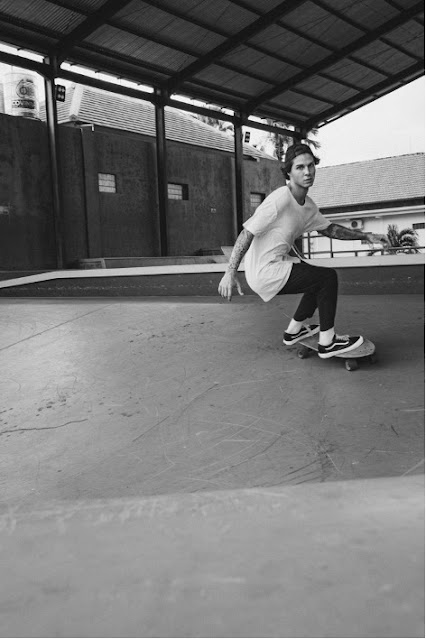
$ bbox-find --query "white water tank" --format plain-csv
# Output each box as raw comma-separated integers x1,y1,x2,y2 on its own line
3,68,39,119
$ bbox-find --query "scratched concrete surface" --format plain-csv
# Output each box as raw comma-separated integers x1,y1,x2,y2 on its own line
0,294,424,505
0,294,424,637
0,476,423,638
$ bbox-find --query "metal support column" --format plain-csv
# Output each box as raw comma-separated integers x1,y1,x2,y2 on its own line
233,113,244,239
291,127,305,258
155,89,168,256
44,56,64,268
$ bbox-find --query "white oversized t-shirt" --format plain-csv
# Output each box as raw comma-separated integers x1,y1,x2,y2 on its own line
243,185,329,302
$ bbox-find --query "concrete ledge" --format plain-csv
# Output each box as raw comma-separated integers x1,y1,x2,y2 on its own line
78,256,228,269
0,258,423,296
304,253,425,268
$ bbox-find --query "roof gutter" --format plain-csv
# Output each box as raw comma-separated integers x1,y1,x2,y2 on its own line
323,204,425,220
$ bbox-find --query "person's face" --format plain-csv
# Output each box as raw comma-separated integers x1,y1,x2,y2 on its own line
288,153,316,188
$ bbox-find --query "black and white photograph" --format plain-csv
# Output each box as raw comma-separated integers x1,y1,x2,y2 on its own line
0,1,424,637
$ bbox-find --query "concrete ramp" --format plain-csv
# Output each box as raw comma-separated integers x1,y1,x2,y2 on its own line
0,476,423,638
1,295,424,505
0,294,424,637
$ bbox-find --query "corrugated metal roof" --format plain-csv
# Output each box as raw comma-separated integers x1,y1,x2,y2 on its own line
40,83,275,160
310,153,425,208
0,0,423,128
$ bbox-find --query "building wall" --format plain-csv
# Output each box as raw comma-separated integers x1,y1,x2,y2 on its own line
243,159,283,220
166,144,283,255
166,143,235,255
4,111,420,270
84,128,159,259
0,113,56,269
0,113,283,268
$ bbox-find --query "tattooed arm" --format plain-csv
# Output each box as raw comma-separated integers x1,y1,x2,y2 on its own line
320,223,389,247
218,228,254,301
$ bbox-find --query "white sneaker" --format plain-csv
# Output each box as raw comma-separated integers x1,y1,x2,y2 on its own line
283,324,320,345
318,335,364,359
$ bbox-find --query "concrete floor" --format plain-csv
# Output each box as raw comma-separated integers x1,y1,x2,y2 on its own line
0,294,424,637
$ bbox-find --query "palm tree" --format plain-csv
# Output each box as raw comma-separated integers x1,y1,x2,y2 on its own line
193,113,234,135
369,223,420,255
386,224,419,253
191,113,320,160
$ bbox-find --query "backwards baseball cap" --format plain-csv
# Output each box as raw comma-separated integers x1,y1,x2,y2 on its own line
282,143,320,179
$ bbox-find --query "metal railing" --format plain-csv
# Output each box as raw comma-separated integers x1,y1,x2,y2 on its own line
303,233,424,259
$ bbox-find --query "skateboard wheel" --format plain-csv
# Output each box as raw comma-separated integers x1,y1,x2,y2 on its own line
369,354,377,364
298,347,309,359
345,359,358,371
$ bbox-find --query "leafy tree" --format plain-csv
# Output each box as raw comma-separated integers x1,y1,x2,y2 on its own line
386,224,419,253
256,119,320,161
192,113,233,134
191,113,319,160
369,223,420,255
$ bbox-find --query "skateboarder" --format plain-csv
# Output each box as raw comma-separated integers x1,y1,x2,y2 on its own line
218,143,389,358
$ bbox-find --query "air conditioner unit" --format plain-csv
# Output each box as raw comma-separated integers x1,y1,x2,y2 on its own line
350,219,364,230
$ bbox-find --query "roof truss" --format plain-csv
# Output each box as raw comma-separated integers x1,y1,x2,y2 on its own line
0,0,423,129
245,1,424,113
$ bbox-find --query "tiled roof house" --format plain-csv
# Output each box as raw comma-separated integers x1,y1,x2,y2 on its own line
310,153,425,254
42,83,275,161
311,153,425,212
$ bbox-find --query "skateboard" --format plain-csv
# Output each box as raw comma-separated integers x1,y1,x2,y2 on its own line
296,335,376,371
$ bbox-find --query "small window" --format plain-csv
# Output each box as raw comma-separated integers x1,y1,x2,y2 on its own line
413,223,425,230
98,173,117,193
250,192,265,209
168,183,188,200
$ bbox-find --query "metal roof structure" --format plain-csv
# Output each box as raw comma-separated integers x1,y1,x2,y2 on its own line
0,0,424,131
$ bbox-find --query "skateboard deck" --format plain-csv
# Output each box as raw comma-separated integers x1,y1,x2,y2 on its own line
296,335,376,371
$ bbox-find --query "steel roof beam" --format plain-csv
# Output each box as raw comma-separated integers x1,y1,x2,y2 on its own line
58,41,306,120
139,0,362,93
19,0,363,97
59,45,309,122
310,0,424,63
166,0,306,96
53,0,134,62
385,0,424,24
0,3,335,112
0,48,53,77
245,2,424,113
71,12,336,109
0,11,58,54
54,65,305,135
228,0,395,80
86,18,338,109
39,0,343,105
306,60,425,129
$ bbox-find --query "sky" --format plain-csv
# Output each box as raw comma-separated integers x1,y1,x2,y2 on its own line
315,76,425,167
246,76,425,166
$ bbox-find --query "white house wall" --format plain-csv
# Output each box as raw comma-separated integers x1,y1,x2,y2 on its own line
306,206,425,258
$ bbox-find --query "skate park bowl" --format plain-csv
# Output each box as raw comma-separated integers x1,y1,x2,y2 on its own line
0,0,424,629
0,281,424,638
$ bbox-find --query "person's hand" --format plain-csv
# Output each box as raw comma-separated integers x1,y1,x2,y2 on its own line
218,270,244,301
365,232,390,249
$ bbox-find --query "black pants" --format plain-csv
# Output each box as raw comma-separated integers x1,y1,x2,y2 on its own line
277,262,338,331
